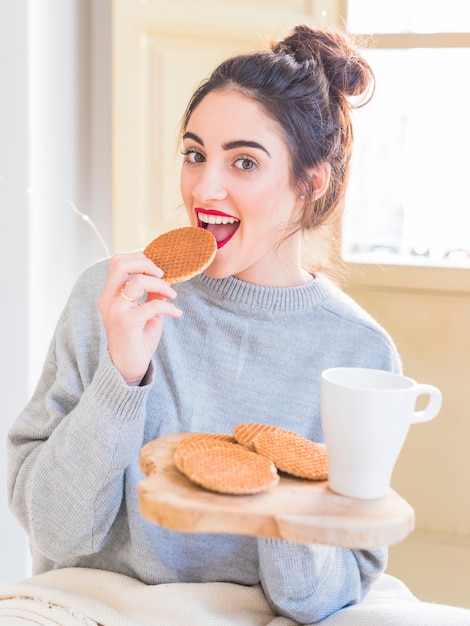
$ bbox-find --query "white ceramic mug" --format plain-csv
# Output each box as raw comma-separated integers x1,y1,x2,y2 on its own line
321,367,442,500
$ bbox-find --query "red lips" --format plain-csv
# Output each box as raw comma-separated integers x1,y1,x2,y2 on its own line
196,209,240,249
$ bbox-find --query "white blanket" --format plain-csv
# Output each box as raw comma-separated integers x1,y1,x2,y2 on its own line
0,568,469,625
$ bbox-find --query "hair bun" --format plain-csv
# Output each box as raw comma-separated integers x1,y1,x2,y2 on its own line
272,24,317,63
272,24,374,102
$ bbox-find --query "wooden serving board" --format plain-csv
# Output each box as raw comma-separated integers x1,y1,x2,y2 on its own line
138,433,415,549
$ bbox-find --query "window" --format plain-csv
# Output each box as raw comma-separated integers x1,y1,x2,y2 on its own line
343,0,470,267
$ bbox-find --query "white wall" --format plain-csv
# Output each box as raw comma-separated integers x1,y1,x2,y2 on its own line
0,0,30,581
0,0,111,581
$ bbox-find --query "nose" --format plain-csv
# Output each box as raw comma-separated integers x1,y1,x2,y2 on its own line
191,163,227,203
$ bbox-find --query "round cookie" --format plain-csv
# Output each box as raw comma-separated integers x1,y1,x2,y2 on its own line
233,423,281,451
175,445,280,495
143,226,217,283
174,433,239,470
253,429,328,480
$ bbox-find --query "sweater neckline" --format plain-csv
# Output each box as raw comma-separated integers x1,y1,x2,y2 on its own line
193,272,332,312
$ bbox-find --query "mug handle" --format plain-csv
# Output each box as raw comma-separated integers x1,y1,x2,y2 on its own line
411,384,442,423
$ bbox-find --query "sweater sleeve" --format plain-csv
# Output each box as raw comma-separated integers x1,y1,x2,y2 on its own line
257,538,387,623
7,262,153,562
256,303,400,624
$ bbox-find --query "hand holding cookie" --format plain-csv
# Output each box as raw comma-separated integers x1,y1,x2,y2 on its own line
99,227,217,386
99,251,182,385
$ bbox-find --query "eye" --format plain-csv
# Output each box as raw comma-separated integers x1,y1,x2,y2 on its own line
233,156,258,172
181,149,205,165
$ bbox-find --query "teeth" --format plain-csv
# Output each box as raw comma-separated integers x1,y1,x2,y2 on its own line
198,212,239,225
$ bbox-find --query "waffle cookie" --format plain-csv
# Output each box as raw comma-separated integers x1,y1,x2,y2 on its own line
174,433,238,469
252,428,328,480
175,444,280,495
233,423,281,451
143,226,217,283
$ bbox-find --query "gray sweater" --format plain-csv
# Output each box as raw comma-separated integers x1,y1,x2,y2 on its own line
8,259,401,624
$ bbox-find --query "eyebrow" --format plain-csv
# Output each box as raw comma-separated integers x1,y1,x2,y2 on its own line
223,140,271,158
182,132,271,158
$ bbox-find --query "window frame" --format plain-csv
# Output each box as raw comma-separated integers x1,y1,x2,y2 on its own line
337,3,470,270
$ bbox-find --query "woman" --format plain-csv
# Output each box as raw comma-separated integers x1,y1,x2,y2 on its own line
8,25,401,623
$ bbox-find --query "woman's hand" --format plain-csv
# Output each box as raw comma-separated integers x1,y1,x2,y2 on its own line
98,252,182,386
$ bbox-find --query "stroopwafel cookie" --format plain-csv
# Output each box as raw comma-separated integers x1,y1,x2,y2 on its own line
174,433,238,470
175,444,280,495
233,423,281,451
252,429,328,480
143,226,217,283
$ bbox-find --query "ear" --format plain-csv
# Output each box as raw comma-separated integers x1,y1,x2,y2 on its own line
307,162,331,200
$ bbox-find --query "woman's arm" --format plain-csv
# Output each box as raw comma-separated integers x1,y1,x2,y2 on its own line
7,254,181,562
258,538,386,623
257,324,400,624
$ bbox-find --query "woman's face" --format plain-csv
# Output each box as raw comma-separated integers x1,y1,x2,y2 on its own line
180,89,308,287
